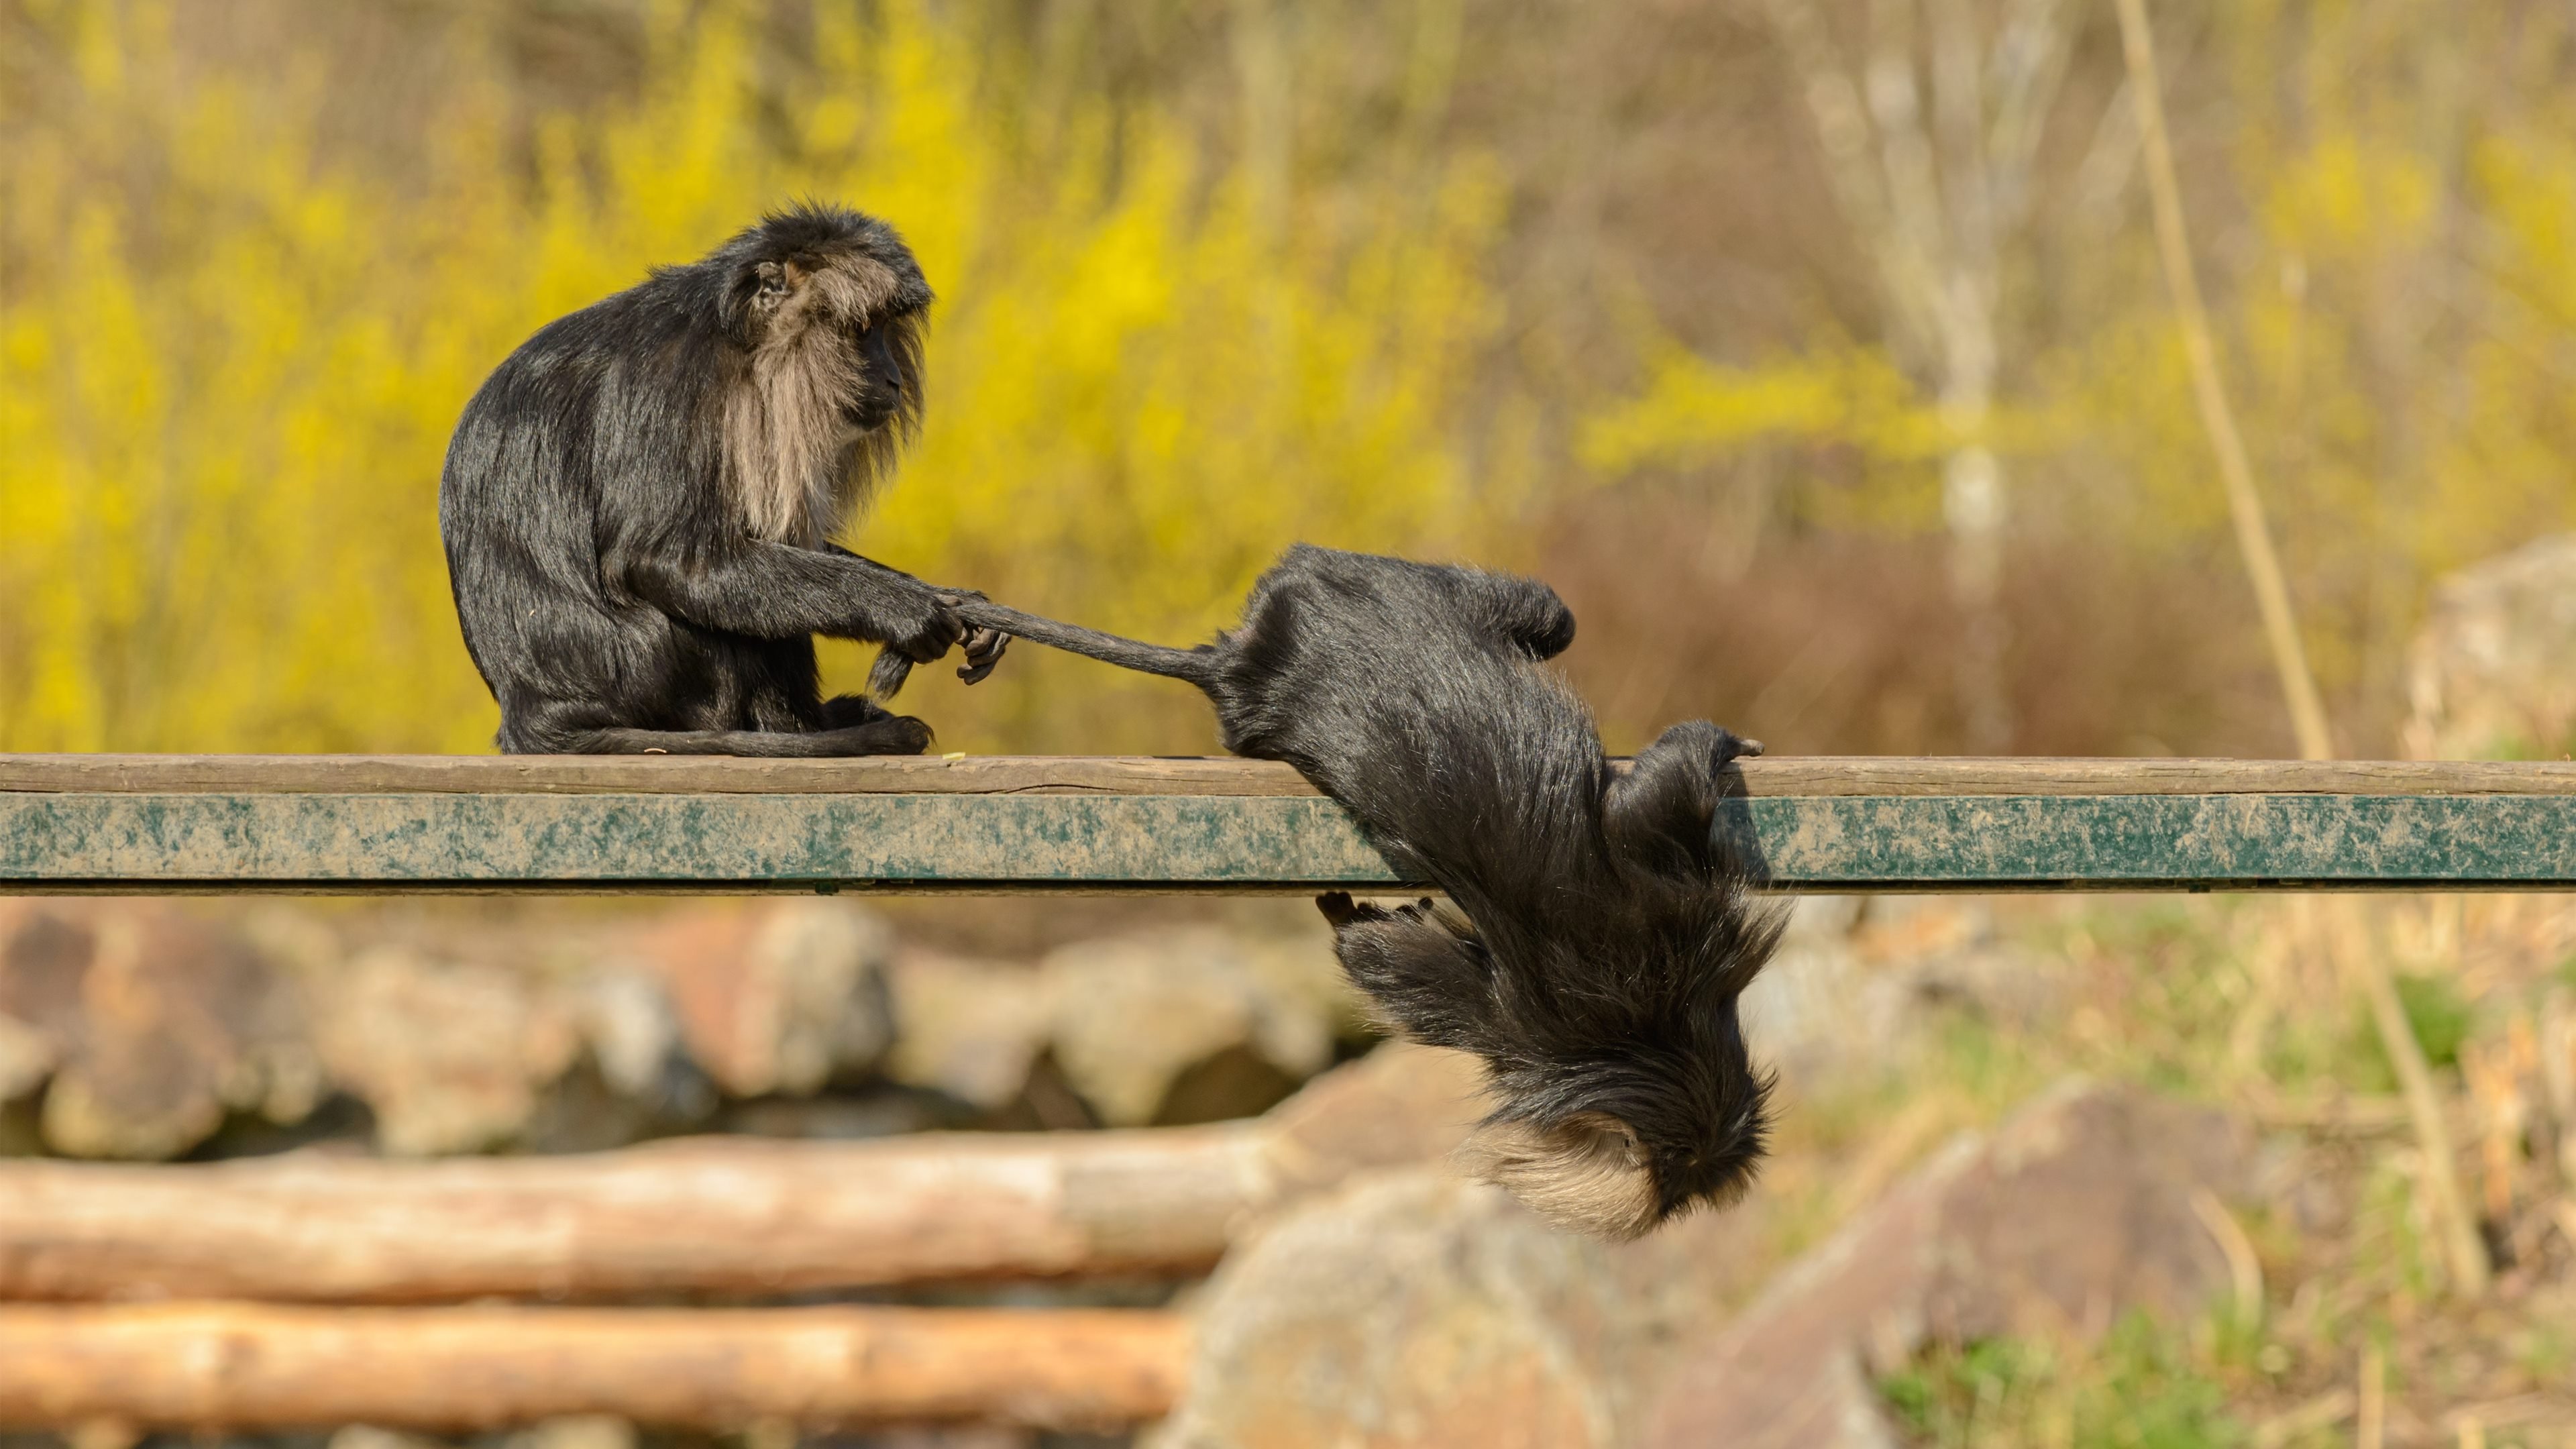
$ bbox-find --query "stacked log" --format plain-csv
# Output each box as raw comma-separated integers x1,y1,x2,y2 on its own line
0,1043,1485,1432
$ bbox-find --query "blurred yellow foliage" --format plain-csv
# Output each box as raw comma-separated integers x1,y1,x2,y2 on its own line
0,1,1507,753
1574,5,2576,731
1576,340,2059,534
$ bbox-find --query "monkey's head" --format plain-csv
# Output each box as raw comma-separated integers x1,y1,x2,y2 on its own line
702,203,933,541
1322,890,1780,1241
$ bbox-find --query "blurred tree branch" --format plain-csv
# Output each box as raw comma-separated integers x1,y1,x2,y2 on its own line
2115,0,2489,1300
1756,0,2088,753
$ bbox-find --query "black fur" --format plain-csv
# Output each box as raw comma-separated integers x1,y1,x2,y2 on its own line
440,203,1004,756
882,546,1784,1232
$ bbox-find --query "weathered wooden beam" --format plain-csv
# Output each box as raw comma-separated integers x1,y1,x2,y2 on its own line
0,1042,1483,1303
7,753,2575,796
0,1303,1186,1432
3,755,2571,893
0,1130,1269,1302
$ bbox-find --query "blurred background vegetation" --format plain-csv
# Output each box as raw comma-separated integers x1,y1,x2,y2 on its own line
4,7,2575,1444
3,0,2573,759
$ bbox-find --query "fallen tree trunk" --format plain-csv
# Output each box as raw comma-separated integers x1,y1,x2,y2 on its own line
0,1044,1482,1302
0,1303,1185,1431
0,1130,1262,1301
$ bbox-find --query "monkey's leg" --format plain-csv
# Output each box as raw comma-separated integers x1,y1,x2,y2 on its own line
1473,576,1580,661
570,717,933,757
818,694,898,729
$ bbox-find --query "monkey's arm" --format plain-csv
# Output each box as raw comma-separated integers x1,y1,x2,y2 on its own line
613,539,969,661
823,543,1009,681
1601,720,1762,872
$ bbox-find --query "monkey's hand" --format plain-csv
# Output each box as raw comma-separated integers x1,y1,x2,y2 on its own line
955,610,1011,685
866,588,1011,698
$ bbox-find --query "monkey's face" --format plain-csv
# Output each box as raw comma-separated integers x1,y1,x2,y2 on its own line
1462,1021,1772,1242
1455,932,1774,1241
715,205,933,432
738,258,925,425
705,205,935,541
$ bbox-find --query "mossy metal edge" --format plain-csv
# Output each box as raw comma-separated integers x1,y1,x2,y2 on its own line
1,792,2569,892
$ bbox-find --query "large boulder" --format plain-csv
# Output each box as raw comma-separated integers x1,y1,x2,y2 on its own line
1159,1077,2256,1449
1154,1171,1772,1449
1643,1081,2255,1448
2407,533,2576,760
1153,1071,1774,1449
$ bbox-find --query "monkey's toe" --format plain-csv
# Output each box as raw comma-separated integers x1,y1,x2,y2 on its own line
1315,891,1362,926
863,715,935,755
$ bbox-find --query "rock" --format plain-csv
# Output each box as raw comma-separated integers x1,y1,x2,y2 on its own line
1157,1044,1777,1449
885,926,1354,1124
312,946,582,1156
1740,898,2062,1091
882,951,1059,1110
641,901,897,1099
1737,931,1902,1085
570,967,685,1100
0,902,318,1160
1153,1163,1772,1449
1256,1040,1490,1190
1642,1080,2255,1449
2407,532,2576,760
0,1012,54,1103
1044,926,1348,1126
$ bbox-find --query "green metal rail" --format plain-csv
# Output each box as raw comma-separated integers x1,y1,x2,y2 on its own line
3,755,2571,894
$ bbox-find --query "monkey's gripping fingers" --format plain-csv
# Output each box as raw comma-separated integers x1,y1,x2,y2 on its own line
867,591,1005,697
957,625,1010,685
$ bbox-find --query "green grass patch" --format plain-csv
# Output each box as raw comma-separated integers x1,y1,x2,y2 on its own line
1879,1316,2247,1449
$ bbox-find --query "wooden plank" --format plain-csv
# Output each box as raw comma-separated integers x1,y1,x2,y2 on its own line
3,788,2569,892
0,1303,1185,1432
6,753,2575,797
0,753,1321,797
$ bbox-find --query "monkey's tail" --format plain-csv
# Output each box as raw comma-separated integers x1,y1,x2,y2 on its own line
869,600,1216,698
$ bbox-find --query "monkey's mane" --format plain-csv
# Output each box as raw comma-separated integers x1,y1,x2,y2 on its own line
716,204,930,547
